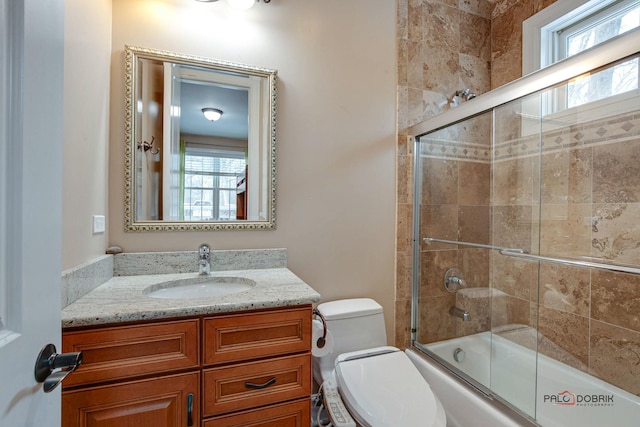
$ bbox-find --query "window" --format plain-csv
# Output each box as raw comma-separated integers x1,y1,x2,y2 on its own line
183,148,246,221
524,0,640,68
557,0,639,107
524,0,640,112
555,0,639,61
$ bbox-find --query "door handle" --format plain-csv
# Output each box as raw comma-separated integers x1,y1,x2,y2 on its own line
34,343,82,393
187,393,193,426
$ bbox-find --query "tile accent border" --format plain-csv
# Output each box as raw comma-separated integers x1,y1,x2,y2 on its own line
419,138,492,163
418,110,640,163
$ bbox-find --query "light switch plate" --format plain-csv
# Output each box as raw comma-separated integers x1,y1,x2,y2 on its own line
92,215,106,234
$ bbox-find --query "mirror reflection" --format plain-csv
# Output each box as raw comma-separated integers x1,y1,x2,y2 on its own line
124,46,277,231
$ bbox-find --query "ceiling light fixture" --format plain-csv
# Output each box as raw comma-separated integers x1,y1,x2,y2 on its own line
227,0,256,9
195,0,271,9
202,108,223,121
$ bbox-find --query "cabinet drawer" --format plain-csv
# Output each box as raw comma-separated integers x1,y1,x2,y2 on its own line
203,353,311,416
62,319,199,387
203,398,311,427
203,306,311,365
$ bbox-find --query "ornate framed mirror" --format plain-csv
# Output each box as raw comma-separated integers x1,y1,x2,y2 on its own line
124,46,277,231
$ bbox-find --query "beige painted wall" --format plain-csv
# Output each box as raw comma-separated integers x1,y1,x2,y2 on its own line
104,0,397,339
62,0,112,270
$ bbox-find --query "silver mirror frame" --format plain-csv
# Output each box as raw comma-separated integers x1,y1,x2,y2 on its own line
123,45,277,231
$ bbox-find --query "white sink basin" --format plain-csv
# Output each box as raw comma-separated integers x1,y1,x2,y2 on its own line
144,276,256,299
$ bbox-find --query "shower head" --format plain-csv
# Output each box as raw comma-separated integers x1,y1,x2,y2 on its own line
454,89,476,101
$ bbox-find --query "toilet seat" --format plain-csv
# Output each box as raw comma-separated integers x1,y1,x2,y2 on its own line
335,346,446,427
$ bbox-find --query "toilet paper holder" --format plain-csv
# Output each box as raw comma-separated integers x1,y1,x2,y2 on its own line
312,308,327,348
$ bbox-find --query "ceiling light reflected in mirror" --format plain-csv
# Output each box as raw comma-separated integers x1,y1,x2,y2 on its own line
202,108,223,121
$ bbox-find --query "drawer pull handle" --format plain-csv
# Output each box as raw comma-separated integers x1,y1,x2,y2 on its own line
245,377,276,389
187,393,193,426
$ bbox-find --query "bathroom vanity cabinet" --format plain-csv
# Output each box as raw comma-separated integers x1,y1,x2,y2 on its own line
61,306,312,427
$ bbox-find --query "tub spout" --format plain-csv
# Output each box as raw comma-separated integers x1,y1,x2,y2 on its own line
449,306,471,322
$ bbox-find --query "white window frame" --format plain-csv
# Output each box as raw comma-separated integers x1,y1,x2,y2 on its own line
556,0,639,61
521,0,640,135
523,0,633,74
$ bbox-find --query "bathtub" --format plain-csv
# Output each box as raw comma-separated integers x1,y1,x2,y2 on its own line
407,331,640,427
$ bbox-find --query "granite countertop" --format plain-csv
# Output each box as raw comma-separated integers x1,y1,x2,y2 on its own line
61,268,321,329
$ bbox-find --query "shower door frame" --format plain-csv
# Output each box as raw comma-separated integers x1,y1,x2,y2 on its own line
409,25,640,418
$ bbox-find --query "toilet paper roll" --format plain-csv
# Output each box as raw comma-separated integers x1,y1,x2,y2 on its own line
312,319,334,357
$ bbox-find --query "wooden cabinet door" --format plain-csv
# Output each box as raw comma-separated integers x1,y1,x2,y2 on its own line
62,372,199,427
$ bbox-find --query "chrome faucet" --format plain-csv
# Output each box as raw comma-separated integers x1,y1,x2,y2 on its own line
198,244,211,275
444,275,466,293
449,306,471,322
444,268,466,293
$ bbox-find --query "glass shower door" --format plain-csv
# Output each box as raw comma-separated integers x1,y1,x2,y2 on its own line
530,56,640,427
414,110,496,391
413,44,640,427
489,92,543,418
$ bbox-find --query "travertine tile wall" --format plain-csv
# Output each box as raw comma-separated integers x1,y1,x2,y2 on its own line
396,0,495,350
490,0,558,87
415,111,493,343
396,0,553,350
396,0,640,397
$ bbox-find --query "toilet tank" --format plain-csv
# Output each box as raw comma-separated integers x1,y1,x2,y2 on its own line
313,298,387,384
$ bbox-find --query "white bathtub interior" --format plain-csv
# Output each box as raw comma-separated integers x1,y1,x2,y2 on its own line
406,348,534,427
419,331,640,427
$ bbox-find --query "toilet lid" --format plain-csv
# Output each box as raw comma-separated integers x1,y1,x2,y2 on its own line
335,347,444,427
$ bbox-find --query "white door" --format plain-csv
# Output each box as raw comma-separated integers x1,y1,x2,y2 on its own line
0,1,65,426
163,61,182,220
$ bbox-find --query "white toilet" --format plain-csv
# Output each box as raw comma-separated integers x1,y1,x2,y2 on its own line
313,298,447,427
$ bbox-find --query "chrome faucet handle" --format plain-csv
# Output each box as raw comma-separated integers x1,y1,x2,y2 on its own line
447,276,466,287
444,268,466,293
198,243,210,259
198,244,211,275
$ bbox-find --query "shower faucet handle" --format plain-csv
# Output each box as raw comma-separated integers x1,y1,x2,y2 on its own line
444,268,466,293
